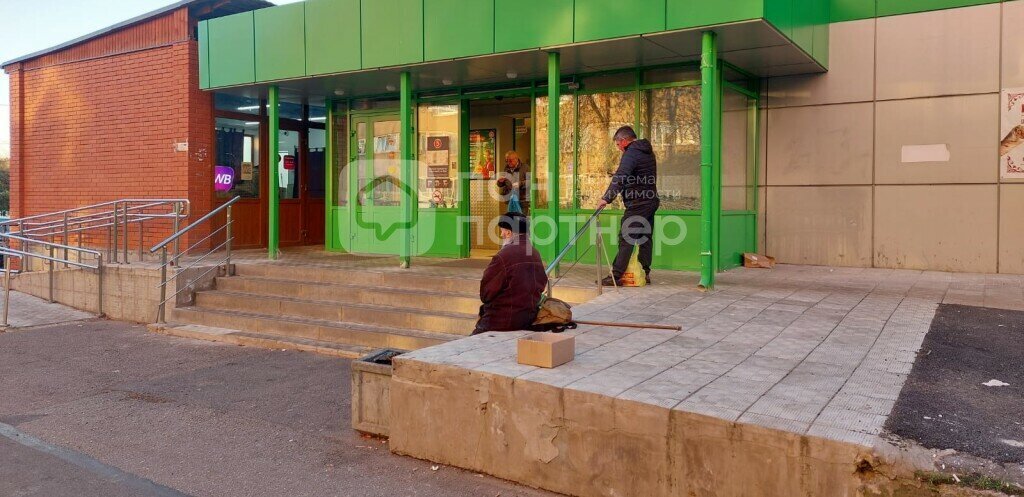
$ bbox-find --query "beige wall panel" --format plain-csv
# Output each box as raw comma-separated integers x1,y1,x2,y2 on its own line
766,102,874,186
874,185,998,272
1003,1,1024,88
999,184,1024,274
757,186,767,252
876,4,1000,100
765,186,873,267
766,20,875,108
875,94,998,184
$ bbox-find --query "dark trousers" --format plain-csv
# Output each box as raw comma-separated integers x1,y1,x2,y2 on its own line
612,200,659,279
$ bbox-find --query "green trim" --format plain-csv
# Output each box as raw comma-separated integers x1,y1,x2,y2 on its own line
399,71,414,267
547,51,561,272
325,97,334,250
459,98,471,258
698,31,717,290
268,86,280,259
748,97,761,252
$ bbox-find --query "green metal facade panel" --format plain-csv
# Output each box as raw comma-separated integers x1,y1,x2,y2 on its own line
305,0,361,75
198,20,210,89
667,0,763,29
255,3,306,81
830,0,874,21
765,0,829,65
877,0,999,16
573,0,666,42
416,211,460,257
425,0,494,60
207,12,256,87
494,0,573,52
361,0,423,68
719,214,755,270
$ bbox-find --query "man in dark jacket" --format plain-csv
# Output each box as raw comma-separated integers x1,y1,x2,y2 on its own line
473,212,549,334
597,126,660,286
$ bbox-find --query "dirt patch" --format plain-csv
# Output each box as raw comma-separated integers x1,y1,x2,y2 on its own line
885,304,1024,464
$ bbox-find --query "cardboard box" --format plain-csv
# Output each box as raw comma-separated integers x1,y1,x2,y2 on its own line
517,333,575,368
743,253,777,269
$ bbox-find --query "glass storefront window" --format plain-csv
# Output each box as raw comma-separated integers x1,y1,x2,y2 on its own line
417,104,460,209
215,93,263,115
641,86,701,210
277,130,301,200
576,91,635,210
214,117,260,199
308,128,327,199
722,89,755,211
534,94,575,209
333,101,350,207
371,120,402,206
356,121,369,206
643,66,700,85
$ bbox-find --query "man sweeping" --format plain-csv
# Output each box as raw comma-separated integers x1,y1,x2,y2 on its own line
596,125,660,286
472,212,548,335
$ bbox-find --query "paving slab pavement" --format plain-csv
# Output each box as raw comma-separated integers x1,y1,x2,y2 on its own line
0,289,93,329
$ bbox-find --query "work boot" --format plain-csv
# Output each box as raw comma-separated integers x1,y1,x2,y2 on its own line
601,275,621,287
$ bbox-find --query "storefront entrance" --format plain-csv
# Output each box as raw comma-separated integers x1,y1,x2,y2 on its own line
349,112,404,255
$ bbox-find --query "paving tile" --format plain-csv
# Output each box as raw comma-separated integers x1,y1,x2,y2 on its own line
738,412,811,434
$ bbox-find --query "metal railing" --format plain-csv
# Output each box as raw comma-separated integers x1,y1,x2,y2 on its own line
150,196,240,323
1,239,104,327
544,206,612,297
0,199,190,269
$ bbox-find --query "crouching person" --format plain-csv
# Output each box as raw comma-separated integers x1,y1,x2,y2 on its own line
473,212,549,335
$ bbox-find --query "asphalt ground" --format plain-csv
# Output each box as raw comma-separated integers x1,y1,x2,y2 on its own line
885,304,1024,464
0,320,558,497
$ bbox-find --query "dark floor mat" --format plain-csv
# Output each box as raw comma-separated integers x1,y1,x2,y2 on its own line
885,304,1024,463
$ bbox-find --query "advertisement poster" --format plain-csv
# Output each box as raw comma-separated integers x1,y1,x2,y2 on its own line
469,129,497,180
1000,88,1024,179
425,135,453,190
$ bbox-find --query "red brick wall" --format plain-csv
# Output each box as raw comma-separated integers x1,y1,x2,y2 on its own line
5,8,214,250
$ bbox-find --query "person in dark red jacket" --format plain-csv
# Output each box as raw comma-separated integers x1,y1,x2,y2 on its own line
473,212,548,334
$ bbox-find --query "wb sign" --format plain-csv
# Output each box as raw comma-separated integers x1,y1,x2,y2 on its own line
214,166,235,192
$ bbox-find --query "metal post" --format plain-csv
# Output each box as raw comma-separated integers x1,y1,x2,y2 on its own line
2,254,10,327
122,203,130,264
268,86,281,260
698,31,718,291
48,245,54,303
547,51,561,275
96,255,104,317
158,248,168,323
62,212,69,268
77,229,83,264
106,225,112,263
225,205,233,275
112,204,119,264
172,202,181,266
399,71,413,268
595,216,604,296
138,220,144,262
19,221,29,272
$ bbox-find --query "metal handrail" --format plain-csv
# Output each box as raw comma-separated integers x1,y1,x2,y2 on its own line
0,239,105,327
0,199,190,227
543,206,611,297
151,196,240,323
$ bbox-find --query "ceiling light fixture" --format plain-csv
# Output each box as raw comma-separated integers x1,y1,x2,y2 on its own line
386,84,397,92
333,89,346,96
506,71,518,79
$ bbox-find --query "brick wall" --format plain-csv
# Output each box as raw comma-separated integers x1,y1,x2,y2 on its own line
5,8,214,250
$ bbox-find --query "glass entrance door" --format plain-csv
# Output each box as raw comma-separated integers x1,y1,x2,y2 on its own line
351,114,404,254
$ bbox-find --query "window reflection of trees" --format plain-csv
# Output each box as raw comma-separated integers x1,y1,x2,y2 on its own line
534,95,575,209
577,92,635,210
642,87,701,211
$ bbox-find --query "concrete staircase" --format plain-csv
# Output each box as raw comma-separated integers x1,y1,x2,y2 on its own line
160,262,598,357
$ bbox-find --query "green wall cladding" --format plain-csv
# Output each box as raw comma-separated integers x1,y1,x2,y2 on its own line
198,20,210,89
667,0,763,29
765,0,829,65
574,0,666,42
425,0,494,60
306,0,361,75
494,0,573,52
830,0,875,21
207,11,256,87
876,0,998,16
361,0,423,68
255,3,306,81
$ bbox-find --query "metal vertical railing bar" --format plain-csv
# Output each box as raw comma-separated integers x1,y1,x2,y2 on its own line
0,239,104,328
150,196,240,324
544,206,612,298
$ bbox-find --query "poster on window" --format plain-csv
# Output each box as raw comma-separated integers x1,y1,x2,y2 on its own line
469,129,496,180
1000,88,1024,179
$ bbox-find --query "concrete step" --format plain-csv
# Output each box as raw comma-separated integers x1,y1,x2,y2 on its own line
148,323,376,358
170,307,458,351
194,290,477,335
232,262,599,304
214,276,483,315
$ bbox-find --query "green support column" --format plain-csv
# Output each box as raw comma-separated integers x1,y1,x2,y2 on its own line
268,85,280,260
698,32,718,290
547,51,561,270
325,98,334,251
399,72,414,268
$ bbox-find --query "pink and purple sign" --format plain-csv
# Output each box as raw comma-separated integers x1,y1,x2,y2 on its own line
214,166,235,192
